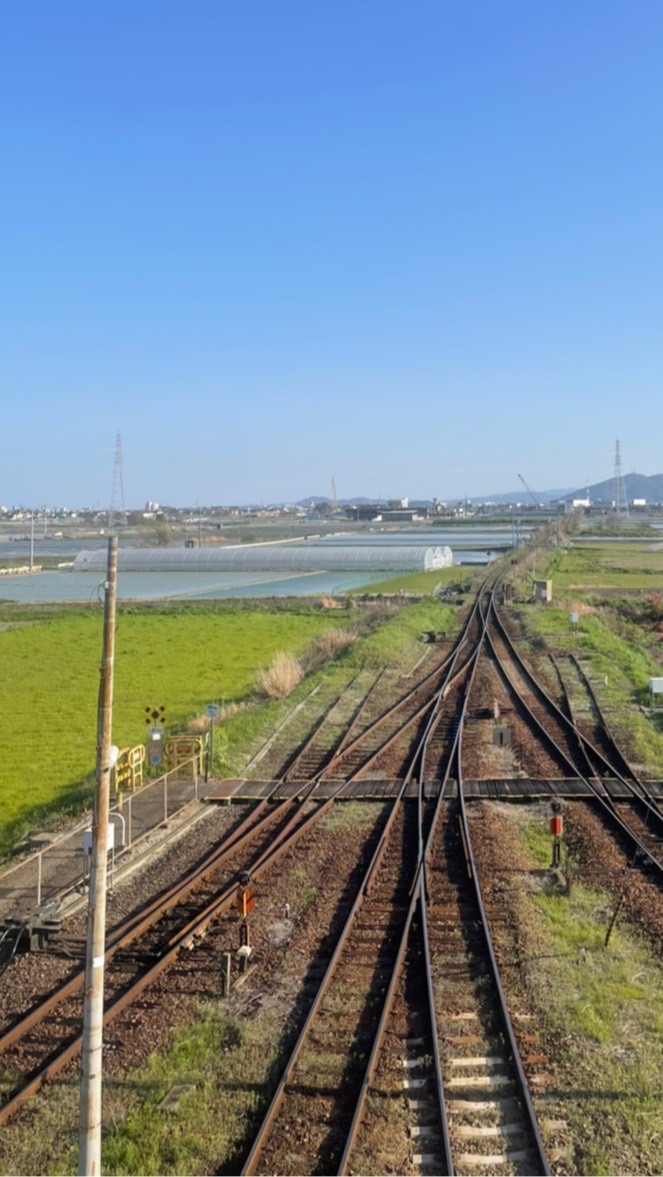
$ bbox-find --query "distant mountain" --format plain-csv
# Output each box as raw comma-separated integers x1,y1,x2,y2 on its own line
297,490,575,507
563,473,663,504
294,477,663,509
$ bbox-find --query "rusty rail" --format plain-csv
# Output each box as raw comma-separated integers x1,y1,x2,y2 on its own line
486,596,663,875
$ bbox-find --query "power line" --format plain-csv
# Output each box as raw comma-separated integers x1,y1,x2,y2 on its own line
109,433,126,530
613,438,629,517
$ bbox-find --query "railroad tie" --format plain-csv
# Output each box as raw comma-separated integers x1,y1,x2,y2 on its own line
448,1055,505,1067
456,1148,532,1168
401,1042,444,1172
411,1154,444,1169
446,1074,511,1090
456,1123,527,1139
447,1096,519,1114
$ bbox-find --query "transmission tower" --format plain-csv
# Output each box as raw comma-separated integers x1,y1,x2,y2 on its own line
613,438,629,517
109,433,126,530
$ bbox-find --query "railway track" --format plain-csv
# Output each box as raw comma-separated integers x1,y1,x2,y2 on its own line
486,596,663,878
0,584,489,1134
242,580,552,1176
242,793,424,1175
241,581,663,1176
240,600,484,1175
276,672,383,781
9,571,662,1173
0,776,350,1125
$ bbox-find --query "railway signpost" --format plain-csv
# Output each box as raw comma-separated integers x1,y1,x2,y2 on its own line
237,870,254,972
205,702,220,781
550,800,564,869
144,706,166,771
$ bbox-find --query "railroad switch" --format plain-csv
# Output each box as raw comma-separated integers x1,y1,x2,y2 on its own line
0,906,62,973
493,724,511,748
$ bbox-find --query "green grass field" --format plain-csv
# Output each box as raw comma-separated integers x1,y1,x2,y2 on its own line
543,540,663,590
0,595,456,856
0,604,342,854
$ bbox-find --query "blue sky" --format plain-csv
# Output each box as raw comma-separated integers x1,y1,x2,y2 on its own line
2,1,663,507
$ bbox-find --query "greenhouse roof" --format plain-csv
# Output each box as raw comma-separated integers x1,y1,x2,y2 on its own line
73,543,453,574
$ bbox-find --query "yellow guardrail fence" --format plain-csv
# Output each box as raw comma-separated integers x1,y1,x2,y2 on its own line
111,744,145,793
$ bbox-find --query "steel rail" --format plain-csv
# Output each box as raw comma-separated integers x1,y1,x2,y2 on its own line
491,598,663,828
339,574,550,1177
567,653,635,780
0,575,494,1139
240,784,415,1175
0,769,338,1058
317,648,460,776
0,630,475,1122
330,669,386,757
0,671,392,1055
0,655,461,1069
336,672,474,1177
548,652,611,783
455,617,553,1176
314,598,487,784
303,581,501,1177
279,674,361,780
550,654,663,864
568,651,663,812
240,590,492,1176
0,771,369,1128
486,596,663,870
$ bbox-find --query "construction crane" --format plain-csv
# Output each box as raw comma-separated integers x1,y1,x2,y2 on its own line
517,473,540,507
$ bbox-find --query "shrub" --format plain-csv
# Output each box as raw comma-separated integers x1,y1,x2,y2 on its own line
257,651,303,698
302,627,356,672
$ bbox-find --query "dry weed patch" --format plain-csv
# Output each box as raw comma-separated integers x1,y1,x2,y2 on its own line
257,650,304,698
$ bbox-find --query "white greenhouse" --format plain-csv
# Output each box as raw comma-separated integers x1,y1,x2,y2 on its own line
73,544,454,574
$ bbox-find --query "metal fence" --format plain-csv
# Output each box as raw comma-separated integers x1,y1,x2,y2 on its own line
0,756,205,920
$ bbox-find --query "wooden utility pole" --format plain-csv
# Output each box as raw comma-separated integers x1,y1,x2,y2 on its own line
78,536,118,1176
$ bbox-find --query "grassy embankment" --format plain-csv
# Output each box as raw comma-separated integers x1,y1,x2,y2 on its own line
0,592,458,856
518,811,663,1175
350,564,469,595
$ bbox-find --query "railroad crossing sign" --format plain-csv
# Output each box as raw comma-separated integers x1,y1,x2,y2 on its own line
145,705,166,727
